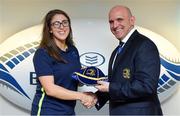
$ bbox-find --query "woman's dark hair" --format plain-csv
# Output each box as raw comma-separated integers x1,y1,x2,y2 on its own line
40,9,74,63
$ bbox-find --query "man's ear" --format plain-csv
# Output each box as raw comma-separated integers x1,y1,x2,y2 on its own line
130,16,135,25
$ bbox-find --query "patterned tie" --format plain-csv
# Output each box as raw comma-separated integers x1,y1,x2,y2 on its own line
117,41,124,54
112,41,124,69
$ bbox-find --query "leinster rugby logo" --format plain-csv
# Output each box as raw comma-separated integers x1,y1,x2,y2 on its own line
80,52,105,67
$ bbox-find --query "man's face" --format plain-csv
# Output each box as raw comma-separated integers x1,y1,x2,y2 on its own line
109,7,135,40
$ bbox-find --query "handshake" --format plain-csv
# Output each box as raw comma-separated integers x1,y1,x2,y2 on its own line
78,79,110,109
79,92,97,109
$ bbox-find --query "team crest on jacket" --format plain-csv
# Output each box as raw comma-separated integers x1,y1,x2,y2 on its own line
123,68,131,79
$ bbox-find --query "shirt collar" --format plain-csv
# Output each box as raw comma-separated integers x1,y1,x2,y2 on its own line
121,27,136,44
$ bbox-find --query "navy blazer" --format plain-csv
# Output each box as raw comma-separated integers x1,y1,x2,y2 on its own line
96,30,162,115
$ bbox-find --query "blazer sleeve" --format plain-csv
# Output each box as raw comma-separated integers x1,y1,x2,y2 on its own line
95,91,110,110
109,39,160,101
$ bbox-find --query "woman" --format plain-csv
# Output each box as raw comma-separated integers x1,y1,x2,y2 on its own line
31,9,96,115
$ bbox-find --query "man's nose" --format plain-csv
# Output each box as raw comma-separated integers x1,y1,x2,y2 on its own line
113,21,119,28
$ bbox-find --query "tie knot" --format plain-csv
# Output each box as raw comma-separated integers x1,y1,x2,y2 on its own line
119,41,124,47
117,41,124,54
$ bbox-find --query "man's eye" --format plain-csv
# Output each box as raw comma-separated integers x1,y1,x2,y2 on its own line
117,18,123,22
109,21,113,24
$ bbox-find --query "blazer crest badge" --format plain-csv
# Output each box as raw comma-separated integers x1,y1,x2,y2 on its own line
123,68,131,79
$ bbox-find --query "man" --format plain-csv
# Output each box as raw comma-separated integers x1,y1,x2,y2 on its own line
95,5,163,115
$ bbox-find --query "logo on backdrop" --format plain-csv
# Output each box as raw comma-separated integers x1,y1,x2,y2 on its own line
0,42,39,100
0,24,179,111
80,52,105,67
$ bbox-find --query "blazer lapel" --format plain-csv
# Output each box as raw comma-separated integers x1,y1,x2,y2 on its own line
112,30,138,74
108,46,119,80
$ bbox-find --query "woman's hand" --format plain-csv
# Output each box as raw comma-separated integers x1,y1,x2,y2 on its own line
80,92,97,109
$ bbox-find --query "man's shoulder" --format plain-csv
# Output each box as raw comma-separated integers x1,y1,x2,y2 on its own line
132,30,155,45
129,30,158,52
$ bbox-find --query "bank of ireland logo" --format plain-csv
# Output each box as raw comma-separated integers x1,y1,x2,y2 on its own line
80,52,105,67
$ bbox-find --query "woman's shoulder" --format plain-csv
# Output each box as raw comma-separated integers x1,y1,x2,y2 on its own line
35,47,45,53
70,45,78,51
34,47,49,57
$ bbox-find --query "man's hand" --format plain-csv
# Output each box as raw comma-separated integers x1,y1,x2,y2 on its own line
80,92,97,109
95,81,109,92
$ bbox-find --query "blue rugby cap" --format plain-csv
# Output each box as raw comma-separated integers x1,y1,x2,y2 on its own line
72,66,108,85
